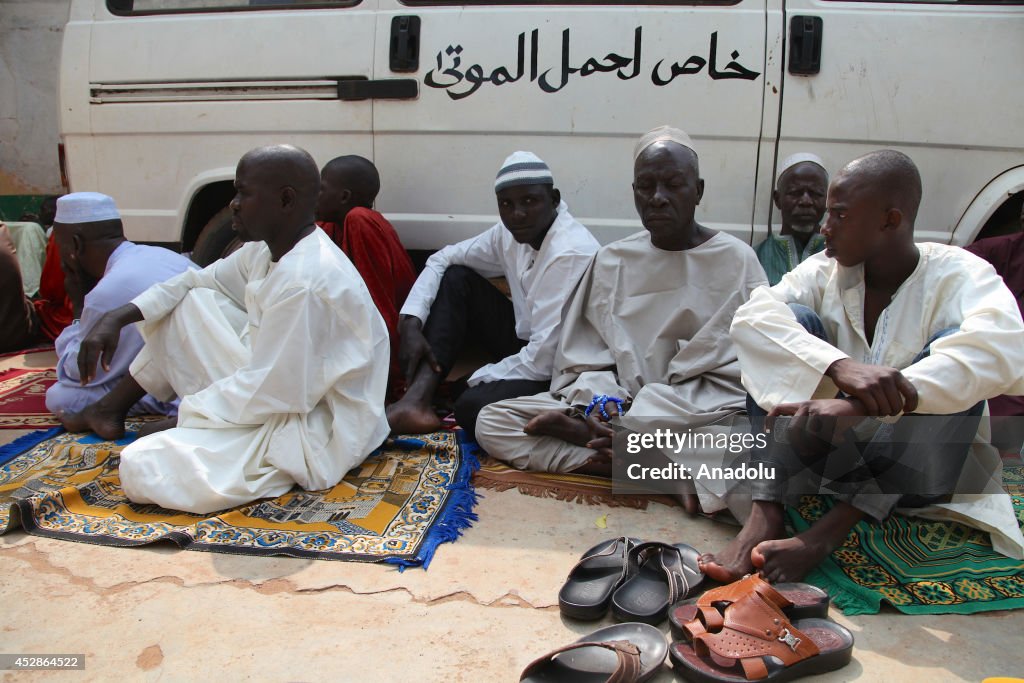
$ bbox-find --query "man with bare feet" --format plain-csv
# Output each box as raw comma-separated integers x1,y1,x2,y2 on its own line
386,151,598,439
475,126,767,496
64,145,390,514
46,192,194,416
702,150,1024,583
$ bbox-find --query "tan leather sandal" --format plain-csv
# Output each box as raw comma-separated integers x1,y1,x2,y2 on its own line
669,586,853,682
669,574,830,642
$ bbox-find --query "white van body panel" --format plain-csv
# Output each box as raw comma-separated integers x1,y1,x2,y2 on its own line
778,0,1024,243
58,0,1023,252
371,2,771,247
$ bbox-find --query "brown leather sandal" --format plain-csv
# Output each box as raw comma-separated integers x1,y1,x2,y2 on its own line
669,574,830,642
520,623,668,683
669,588,853,682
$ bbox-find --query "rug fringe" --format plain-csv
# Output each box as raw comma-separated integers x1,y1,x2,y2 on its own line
386,434,482,571
804,566,881,616
0,426,64,466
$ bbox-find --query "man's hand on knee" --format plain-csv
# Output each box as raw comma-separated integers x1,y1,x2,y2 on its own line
398,314,440,379
768,397,866,459
825,358,918,416
78,303,143,383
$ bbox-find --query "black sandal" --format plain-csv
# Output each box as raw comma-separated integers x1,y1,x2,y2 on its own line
610,541,704,624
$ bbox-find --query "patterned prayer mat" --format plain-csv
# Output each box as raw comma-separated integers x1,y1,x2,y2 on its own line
0,425,478,568
0,367,59,429
467,440,677,510
787,465,1024,615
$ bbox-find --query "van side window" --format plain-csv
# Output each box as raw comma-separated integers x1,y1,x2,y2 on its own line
107,0,358,15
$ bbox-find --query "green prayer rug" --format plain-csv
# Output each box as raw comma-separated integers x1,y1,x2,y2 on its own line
786,466,1024,615
0,425,478,568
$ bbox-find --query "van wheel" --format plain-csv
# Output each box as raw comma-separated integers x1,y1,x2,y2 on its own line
191,206,241,266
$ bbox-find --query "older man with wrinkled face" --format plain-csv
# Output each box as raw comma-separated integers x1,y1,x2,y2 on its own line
475,127,768,505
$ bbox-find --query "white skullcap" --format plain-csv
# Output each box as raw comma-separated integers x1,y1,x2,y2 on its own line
54,192,121,224
777,153,827,184
634,125,697,161
494,151,554,192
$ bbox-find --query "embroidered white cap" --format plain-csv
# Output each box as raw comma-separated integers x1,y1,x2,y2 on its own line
777,153,827,184
634,125,697,161
54,192,121,224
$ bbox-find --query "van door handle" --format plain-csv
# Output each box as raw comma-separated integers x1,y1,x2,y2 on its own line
337,78,418,101
390,15,421,72
789,16,823,75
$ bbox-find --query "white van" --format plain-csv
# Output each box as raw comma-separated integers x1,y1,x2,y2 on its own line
60,0,1024,265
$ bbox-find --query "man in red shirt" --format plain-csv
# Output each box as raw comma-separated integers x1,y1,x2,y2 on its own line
316,155,416,399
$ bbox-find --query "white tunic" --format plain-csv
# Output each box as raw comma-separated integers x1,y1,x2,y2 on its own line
119,229,391,514
476,230,768,474
400,200,599,386
730,243,1024,558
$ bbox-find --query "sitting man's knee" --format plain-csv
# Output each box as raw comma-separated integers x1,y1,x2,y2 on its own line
439,264,477,291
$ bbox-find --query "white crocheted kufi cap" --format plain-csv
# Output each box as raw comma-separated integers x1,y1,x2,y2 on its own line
54,192,121,224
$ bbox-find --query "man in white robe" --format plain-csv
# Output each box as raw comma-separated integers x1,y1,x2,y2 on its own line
701,150,1024,584
387,151,599,440
63,145,390,514
475,126,767,497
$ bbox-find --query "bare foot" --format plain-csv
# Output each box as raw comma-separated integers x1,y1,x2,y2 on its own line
523,410,590,445
136,417,177,439
386,400,442,435
58,401,127,441
699,501,787,583
752,502,863,583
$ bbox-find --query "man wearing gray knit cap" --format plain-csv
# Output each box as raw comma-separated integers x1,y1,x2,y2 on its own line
388,151,599,439
476,126,767,498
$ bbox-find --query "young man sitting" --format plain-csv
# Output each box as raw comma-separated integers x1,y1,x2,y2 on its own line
702,150,1024,583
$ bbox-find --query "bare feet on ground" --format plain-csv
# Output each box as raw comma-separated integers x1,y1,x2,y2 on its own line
699,501,787,583
386,401,442,435
751,503,862,582
136,417,177,439
523,410,591,446
58,401,127,441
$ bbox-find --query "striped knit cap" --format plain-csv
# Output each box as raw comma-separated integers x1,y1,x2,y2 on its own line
494,151,554,192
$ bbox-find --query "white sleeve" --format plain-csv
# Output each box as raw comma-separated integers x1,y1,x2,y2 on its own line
399,226,506,323
469,249,595,385
730,265,848,411
904,265,1024,414
132,249,251,323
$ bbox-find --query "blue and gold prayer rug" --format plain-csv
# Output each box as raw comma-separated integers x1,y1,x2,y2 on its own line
0,424,478,568
787,466,1024,615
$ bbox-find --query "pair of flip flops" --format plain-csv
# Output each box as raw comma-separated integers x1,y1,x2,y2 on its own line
520,622,667,683
668,574,854,682
559,537,705,624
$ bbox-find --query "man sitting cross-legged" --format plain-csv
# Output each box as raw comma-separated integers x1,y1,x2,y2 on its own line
316,154,416,399
701,150,1024,584
61,144,391,514
475,126,767,501
386,151,599,440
